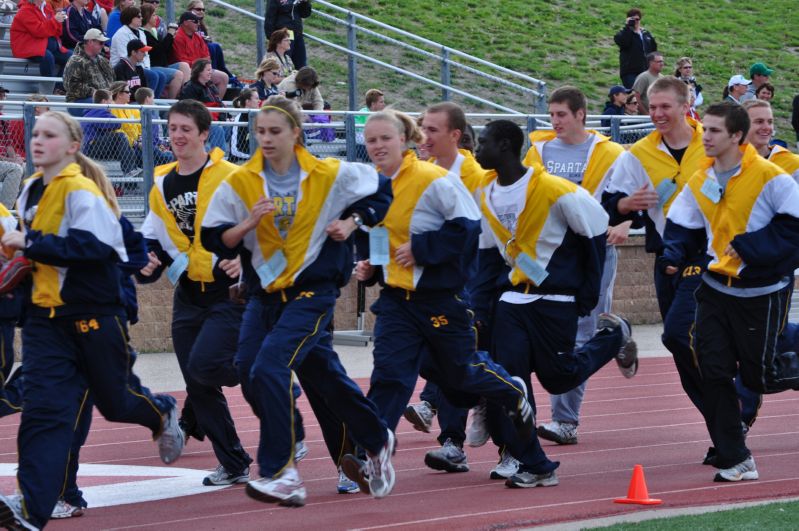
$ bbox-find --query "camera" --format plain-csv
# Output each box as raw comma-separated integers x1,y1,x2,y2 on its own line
626,17,636,28
285,89,304,99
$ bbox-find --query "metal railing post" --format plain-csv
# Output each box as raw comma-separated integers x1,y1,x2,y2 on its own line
248,109,258,155
346,11,358,111
345,112,356,162
535,81,547,114
165,0,175,25
23,104,35,177
440,46,450,101
526,115,537,137
255,0,265,63
610,117,621,143
141,108,154,216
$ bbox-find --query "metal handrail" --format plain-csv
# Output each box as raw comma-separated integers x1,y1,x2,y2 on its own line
312,0,545,87
202,0,547,112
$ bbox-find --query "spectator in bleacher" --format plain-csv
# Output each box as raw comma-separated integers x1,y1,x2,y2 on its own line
250,56,282,102
105,0,132,38
278,65,322,110
674,57,703,109
228,87,258,163
63,27,113,115
88,0,109,30
186,0,239,87
264,0,311,69
109,80,140,145
10,0,73,90
723,75,750,105
756,83,774,102
265,27,294,78
82,88,140,176
111,6,174,99
178,58,227,151
134,86,173,164
140,0,167,37
624,93,638,115
171,11,228,98
113,38,149,100
613,7,657,89
601,85,630,128
632,51,663,114
354,88,385,161
141,3,190,86
62,0,103,48
741,62,773,103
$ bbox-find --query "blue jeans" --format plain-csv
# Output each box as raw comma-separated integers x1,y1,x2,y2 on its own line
144,68,166,99
27,37,72,78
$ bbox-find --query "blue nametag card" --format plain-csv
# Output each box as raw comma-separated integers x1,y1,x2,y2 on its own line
369,226,390,266
166,252,189,286
516,252,549,286
655,179,677,207
700,179,722,204
255,250,287,288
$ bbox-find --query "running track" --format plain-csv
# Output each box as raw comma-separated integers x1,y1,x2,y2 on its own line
2,357,798,530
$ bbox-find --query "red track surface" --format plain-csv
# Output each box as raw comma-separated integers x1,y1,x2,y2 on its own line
2,357,798,530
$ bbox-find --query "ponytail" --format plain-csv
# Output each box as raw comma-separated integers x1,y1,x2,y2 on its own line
367,109,424,147
76,152,121,219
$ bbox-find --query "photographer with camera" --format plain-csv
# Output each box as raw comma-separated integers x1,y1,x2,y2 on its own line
613,7,657,89
277,65,323,110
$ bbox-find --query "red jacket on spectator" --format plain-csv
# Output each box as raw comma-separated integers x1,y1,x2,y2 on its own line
10,0,66,59
171,28,209,66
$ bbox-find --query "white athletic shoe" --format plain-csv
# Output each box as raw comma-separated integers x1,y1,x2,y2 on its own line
490,450,520,480
203,465,250,486
465,399,489,447
0,494,38,530
245,468,307,507
366,429,396,499
50,499,84,519
537,420,578,445
157,405,185,464
404,401,435,433
295,440,309,462
714,456,758,482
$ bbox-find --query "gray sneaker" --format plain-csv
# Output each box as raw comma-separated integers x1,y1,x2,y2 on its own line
714,456,758,482
404,401,435,433
245,468,306,507
490,450,520,480
203,465,250,486
598,313,638,378
0,494,38,530
465,400,489,448
424,438,469,473
537,421,578,445
50,499,84,519
157,406,185,465
505,470,559,488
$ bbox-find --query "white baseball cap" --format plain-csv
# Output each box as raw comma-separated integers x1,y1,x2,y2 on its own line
83,28,109,43
727,74,751,88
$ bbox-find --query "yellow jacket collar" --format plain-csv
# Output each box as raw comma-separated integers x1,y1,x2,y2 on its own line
700,143,758,172
29,162,84,184
241,144,319,177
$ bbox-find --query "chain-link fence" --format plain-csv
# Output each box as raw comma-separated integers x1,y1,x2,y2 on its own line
0,108,24,211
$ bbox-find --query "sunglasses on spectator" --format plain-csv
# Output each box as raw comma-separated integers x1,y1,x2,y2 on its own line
144,0,159,3
626,100,637,105
121,90,131,94
192,7,205,11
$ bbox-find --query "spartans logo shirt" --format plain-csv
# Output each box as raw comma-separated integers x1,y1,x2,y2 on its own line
264,158,300,240
163,157,208,239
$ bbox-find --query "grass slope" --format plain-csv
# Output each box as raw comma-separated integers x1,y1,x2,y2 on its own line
209,0,798,133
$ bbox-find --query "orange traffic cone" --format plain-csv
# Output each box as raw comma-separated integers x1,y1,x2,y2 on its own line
614,464,662,505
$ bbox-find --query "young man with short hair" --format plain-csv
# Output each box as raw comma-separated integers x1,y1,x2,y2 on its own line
632,52,664,114
404,101,492,474
744,100,799,180
137,99,252,488
474,119,637,488
660,102,799,481
113,38,150,100
522,86,631,446
604,78,761,463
